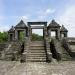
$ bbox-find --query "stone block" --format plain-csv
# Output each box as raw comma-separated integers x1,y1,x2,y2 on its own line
47,52,52,62
20,53,26,63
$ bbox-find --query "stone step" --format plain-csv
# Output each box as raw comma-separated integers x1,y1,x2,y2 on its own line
30,46,45,50
28,51,45,54
27,58,46,61
27,56,46,58
27,55,46,57
30,49,45,51
30,41,44,46
30,44,44,47
30,45,44,47
27,58,46,62
29,49,45,51
30,41,44,44
28,51,45,53
30,48,45,50
27,54,46,58
26,41,46,62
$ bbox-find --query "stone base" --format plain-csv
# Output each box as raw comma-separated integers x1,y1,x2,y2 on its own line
47,52,52,62
20,53,26,63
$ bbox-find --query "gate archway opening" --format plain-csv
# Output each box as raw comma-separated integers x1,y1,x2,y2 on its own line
10,34,13,41
18,30,25,41
31,29,43,41
28,22,47,41
51,31,56,39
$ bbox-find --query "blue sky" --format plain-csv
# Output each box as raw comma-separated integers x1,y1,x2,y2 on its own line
0,0,75,37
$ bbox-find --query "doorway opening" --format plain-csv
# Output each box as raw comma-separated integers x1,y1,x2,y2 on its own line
51,31,56,39
10,34,13,41
18,31,25,41
31,29,43,41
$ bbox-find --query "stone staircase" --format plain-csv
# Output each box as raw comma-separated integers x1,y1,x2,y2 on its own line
51,39,72,61
4,41,22,61
62,38,75,58
26,41,46,62
0,43,9,59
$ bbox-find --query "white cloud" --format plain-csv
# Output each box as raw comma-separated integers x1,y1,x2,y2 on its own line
46,9,55,14
9,15,30,25
56,5,75,37
0,25,9,32
38,8,55,16
19,15,30,23
0,16,29,32
21,16,29,20
37,8,55,20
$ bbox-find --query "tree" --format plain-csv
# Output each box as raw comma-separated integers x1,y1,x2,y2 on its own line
0,32,8,43
31,33,43,41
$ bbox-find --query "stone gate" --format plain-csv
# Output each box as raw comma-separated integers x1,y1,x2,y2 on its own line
8,19,68,41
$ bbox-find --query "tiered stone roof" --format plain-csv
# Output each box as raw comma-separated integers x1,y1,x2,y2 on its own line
15,20,27,28
8,26,14,33
48,20,61,28
60,25,68,32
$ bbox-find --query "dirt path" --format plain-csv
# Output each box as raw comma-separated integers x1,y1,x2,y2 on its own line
0,61,75,75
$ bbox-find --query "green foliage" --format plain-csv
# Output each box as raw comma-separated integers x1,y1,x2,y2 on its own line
19,31,25,41
19,32,43,41
0,32,8,43
0,32,43,42
31,33,43,41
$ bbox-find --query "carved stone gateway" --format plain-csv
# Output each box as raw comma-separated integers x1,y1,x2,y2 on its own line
27,22,47,41
7,19,70,62
8,20,68,41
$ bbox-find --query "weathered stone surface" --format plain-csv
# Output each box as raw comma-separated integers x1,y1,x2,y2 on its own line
1,20,75,62
0,61,75,75
0,41,22,61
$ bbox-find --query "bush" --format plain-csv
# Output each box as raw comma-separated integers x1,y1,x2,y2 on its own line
0,32,8,43
31,33,43,41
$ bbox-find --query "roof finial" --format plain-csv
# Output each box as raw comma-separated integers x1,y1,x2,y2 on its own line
62,25,64,27
12,26,14,28
60,25,68,32
52,19,55,23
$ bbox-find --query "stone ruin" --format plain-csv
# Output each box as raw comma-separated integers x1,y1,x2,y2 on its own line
0,19,75,62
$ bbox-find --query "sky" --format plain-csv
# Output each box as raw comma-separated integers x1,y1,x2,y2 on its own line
0,0,75,37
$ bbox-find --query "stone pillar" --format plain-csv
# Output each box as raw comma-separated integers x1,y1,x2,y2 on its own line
26,28,28,37
48,30,51,37
29,26,31,40
24,29,28,41
8,33,10,41
12,34,14,41
18,31,20,40
24,29,26,38
44,23,47,39
60,32,62,38
15,30,18,40
57,29,60,40
43,28,45,39
27,27,29,37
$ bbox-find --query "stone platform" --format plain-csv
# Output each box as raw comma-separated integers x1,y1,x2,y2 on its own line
0,61,75,75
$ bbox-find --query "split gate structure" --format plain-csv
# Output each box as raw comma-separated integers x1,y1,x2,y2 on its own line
8,20,68,41
8,20,68,62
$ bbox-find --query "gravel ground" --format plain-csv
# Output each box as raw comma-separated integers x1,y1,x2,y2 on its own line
0,60,75,75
